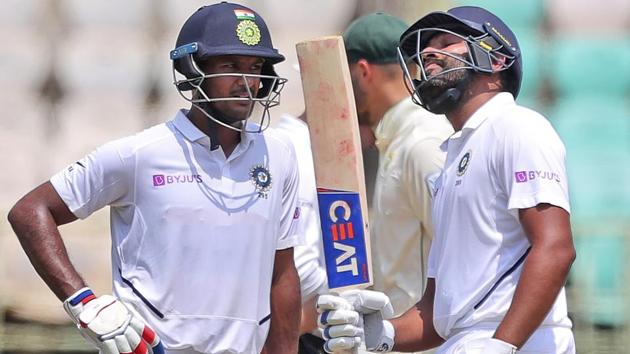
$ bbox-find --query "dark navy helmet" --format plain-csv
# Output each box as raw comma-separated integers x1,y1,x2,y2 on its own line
397,6,522,112
170,2,286,133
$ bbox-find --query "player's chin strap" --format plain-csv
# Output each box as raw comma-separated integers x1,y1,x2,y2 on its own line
196,102,246,151
415,73,471,115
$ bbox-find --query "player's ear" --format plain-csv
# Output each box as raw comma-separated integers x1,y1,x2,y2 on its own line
356,59,372,80
490,54,507,71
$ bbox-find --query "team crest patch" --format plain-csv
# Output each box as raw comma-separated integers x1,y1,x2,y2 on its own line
236,20,261,46
457,150,472,176
250,164,272,196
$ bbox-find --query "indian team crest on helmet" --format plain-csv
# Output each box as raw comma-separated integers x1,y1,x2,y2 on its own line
250,164,272,197
457,150,472,176
236,20,261,46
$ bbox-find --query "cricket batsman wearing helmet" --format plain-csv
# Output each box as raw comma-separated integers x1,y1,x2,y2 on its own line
316,6,576,354
8,2,301,353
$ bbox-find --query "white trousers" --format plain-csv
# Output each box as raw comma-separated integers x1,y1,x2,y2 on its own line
437,325,575,354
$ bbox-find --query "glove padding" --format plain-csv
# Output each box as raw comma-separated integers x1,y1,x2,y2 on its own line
459,338,518,354
317,289,395,353
64,287,165,354
479,338,518,354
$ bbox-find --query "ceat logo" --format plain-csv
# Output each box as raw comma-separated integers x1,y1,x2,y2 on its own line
318,189,370,289
328,200,358,276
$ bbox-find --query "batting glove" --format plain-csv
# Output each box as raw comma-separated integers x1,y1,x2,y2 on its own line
63,287,165,354
317,289,395,353
479,338,518,354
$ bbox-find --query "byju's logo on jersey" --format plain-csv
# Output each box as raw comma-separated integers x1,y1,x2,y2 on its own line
515,170,561,183
152,174,203,187
250,164,272,198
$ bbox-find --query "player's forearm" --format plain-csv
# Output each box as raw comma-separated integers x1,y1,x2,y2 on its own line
8,196,85,300
263,252,301,353
300,294,319,334
391,278,444,351
494,242,575,347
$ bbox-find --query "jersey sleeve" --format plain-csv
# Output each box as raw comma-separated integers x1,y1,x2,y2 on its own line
496,114,571,215
49,141,132,219
275,143,301,250
402,135,446,239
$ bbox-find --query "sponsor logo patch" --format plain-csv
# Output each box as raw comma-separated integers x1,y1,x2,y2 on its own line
318,189,370,289
514,170,561,183
152,174,203,187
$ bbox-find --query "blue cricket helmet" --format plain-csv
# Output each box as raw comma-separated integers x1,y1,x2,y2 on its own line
400,6,523,98
171,2,285,92
169,2,287,133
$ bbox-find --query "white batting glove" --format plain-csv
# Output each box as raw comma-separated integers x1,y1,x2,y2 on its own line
317,289,395,353
63,287,165,354
461,338,518,354
480,338,517,354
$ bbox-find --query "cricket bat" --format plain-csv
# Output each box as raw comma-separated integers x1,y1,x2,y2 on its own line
296,35,372,305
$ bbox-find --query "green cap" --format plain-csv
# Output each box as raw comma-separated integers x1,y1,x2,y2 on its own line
343,12,409,64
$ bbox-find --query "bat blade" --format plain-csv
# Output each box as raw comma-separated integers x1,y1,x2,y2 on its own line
296,36,373,293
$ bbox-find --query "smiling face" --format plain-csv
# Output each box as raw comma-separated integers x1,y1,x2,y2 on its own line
197,55,265,122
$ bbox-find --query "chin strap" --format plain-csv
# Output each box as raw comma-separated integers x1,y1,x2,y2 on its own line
417,73,471,115
419,85,462,114
196,102,247,151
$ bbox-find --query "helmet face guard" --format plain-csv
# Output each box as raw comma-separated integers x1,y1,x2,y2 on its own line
170,3,287,133
171,42,287,133
397,26,518,109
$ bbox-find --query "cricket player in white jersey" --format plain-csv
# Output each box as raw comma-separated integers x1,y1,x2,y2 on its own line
275,112,329,353
316,6,576,354
343,13,453,328
8,2,301,353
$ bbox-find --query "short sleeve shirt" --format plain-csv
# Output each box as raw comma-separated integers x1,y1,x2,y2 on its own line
428,93,573,338
50,110,300,353
274,114,327,301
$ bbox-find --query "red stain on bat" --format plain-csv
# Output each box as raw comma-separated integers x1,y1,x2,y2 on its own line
337,139,354,156
339,107,349,120
315,82,333,103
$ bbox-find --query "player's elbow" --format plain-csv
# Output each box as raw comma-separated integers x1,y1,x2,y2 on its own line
7,198,27,230
545,238,576,274
8,195,45,240
563,242,577,269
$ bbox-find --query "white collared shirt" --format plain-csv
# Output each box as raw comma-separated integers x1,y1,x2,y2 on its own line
371,97,453,316
51,110,300,353
428,93,573,338
274,114,326,300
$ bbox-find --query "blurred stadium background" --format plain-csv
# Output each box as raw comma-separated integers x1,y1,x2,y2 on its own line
0,0,628,352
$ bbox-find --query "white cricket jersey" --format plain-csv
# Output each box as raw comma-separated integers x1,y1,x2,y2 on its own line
51,110,301,354
428,93,573,338
274,114,327,300
371,98,452,317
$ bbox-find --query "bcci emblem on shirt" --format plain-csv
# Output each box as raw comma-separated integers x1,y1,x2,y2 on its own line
250,164,272,198
457,150,472,176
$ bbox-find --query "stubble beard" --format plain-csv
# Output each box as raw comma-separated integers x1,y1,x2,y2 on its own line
419,55,471,101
